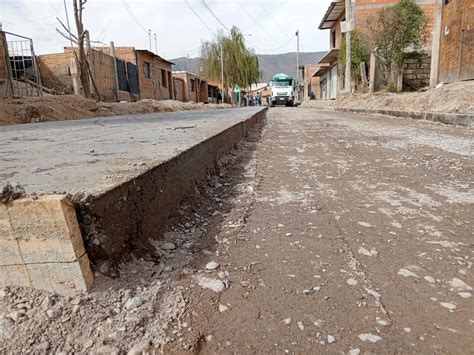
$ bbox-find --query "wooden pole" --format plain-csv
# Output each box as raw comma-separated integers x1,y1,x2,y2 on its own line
360,62,368,90
369,51,376,93
110,41,120,101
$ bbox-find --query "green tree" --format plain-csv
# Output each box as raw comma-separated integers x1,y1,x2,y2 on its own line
339,30,370,90
368,0,427,91
200,26,261,101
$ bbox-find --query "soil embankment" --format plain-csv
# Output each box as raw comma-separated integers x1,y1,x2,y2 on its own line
303,81,474,114
0,95,230,125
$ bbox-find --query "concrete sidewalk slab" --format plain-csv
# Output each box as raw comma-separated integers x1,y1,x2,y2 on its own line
0,107,266,294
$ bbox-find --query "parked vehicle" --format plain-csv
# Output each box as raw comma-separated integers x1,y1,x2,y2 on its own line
270,73,295,107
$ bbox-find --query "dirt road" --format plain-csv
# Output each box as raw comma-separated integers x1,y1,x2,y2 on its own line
168,108,473,353
1,107,472,353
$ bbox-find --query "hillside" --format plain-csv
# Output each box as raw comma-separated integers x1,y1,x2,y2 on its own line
171,52,326,83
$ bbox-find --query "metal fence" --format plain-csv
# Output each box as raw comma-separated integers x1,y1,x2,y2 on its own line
5,31,42,97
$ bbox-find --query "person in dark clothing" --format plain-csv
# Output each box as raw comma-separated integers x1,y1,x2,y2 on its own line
257,92,262,106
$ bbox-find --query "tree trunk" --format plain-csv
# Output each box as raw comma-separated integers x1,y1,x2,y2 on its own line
73,0,91,99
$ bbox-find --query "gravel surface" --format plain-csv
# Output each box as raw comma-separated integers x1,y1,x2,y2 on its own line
1,107,472,353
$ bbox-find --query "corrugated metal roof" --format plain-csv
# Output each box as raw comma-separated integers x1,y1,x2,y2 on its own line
319,2,345,30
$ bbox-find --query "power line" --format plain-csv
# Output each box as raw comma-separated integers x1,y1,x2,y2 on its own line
201,0,229,31
236,0,272,40
247,34,296,53
120,0,149,35
184,0,215,35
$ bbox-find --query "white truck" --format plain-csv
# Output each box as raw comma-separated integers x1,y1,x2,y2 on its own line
270,73,295,107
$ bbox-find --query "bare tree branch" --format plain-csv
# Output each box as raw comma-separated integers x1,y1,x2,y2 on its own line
56,28,78,45
56,17,79,41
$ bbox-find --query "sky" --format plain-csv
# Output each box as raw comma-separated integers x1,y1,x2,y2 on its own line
0,0,333,59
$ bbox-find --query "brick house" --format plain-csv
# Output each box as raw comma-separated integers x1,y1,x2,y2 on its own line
315,0,346,99
111,47,174,101
302,63,330,101
172,71,208,103
315,0,438,96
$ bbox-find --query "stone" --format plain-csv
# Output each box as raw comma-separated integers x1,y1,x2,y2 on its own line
7,310,24,322
97,260,111,275
96,345,120,354
162,242,176,250
346,278,358,286
449,278,472,292
206,261,220,270
424,276,435,283
37,341,50,351
283,318,292,325
327,335,336,344
348,349,360,355
72,305,81,314
398,269,419,278
0,316,12,339
359,333,382,343
357,247,372,256
128,339,152,355
297,321,304,331
195,276,225,293
46,308,61,319
218,304,229,313
440,302,456,310
125,296,143,310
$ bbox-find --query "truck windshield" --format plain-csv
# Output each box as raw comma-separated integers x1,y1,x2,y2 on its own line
273,80,292,87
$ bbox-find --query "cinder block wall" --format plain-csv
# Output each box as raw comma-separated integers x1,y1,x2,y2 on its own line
403,53,431,90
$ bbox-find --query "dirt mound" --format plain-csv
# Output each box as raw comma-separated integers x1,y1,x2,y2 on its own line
303,81,474,114
0,95,231,125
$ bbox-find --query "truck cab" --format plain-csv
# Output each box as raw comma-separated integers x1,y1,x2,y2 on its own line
270,73,295,107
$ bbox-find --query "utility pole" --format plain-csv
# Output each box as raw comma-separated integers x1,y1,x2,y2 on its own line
154,33,157,54
148,29,152,52
344,0,352,93
296,29,300,101
220,43,224,103
63,0,74,48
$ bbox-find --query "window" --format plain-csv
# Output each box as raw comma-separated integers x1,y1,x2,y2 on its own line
161,69,167,87
190,79,195,92
144,61,151,79
331,30,336,49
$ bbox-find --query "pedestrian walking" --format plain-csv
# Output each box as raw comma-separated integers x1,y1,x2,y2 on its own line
257,92,262,106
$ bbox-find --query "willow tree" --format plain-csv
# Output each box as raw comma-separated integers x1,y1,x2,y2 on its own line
200,26,261,100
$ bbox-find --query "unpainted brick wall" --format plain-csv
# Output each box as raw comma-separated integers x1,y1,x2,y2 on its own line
38,52,75,94
354,0,436,46
173,77,185,101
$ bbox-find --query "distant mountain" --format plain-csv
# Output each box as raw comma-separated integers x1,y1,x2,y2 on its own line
171,51,326,83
